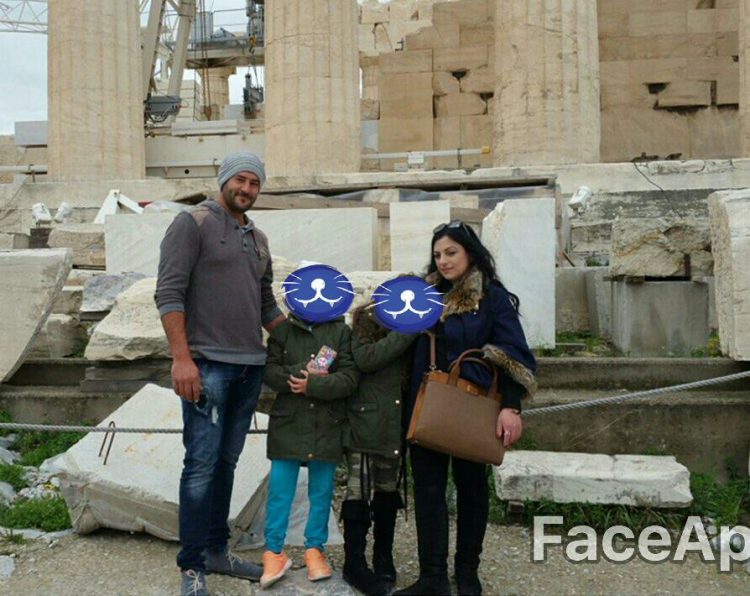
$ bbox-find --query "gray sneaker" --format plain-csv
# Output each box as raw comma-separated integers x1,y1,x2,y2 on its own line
181,569,209,596
205,549,263,582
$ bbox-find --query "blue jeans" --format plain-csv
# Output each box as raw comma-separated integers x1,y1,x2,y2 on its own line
176,359,264,571
264,459,337,553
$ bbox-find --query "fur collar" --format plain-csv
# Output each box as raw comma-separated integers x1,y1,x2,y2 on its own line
425,268,484,321
425,268,537,398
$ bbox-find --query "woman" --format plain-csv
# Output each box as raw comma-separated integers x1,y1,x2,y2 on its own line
394,220,537,596
341,303,417,596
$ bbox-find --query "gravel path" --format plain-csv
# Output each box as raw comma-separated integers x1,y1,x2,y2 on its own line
2,510,749,595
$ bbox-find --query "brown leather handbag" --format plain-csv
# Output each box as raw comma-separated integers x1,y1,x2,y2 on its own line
406,334,506,465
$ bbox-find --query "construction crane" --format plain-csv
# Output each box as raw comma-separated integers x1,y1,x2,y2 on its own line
0,1,265,122
0,0,47,34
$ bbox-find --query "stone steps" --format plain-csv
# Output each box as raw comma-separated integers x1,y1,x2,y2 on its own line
7,356,749,390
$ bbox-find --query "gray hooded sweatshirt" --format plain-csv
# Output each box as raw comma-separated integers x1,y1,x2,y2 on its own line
154,199,282,365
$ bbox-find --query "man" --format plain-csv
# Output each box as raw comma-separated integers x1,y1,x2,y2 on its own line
155,151,285,596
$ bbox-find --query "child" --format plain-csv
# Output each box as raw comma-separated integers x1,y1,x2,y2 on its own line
260,311,359,589
342,303,416,596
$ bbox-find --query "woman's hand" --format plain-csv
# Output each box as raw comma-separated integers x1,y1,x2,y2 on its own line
288,370,309,394
497,408,522,448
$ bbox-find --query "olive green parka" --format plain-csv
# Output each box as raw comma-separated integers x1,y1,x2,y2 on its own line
348,306,417,458
263,315,359,462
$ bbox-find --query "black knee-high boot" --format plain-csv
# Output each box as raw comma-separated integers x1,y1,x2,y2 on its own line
393,486,450,596
453,463,489,595
371,491,403,586
341,500,389,596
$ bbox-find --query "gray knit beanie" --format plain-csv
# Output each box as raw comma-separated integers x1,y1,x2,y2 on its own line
217,151,266,189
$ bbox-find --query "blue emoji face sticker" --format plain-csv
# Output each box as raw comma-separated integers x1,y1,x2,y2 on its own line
372,276,443,333
282,264,354,323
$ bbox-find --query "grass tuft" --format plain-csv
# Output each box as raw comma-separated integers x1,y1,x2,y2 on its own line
0,496,71,532
0,463,28,492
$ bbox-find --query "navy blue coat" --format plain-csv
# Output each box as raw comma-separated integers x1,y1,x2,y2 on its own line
407,279,537,424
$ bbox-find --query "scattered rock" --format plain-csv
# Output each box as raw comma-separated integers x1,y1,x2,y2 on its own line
610,217,712,278
84,278,168,361
47,224,105,268
0,555,15,579
0,447,19,465
81,272,147,313
0,481,15,506
0,435,16,450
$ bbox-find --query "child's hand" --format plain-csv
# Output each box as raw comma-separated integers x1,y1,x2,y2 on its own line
288,370,309,394
306,360,329,376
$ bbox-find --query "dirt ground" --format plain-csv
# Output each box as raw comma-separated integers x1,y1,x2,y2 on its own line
2,511,750,596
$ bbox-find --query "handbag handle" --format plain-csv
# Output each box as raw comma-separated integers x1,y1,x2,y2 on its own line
448,350,500,402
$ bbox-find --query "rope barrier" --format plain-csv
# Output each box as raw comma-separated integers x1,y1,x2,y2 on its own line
523,370,750,417
0,369,747,431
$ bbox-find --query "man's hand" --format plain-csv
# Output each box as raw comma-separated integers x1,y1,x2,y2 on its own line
288,370,309,395
172,356,202,402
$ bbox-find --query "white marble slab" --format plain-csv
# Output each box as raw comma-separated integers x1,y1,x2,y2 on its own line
0,249,72,382
708,189,750,361
481,199,556,348
250,208,379,272
54,382,342,546
494,451,692,508
105,213,177,276
389,200,451,274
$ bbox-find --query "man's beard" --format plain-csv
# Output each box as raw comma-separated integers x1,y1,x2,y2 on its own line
223,188,256,212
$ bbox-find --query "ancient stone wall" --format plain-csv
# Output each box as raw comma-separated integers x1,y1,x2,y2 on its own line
598,0,739,161
365,0,741,166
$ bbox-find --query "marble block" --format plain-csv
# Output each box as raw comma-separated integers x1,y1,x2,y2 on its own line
47,224,105,268
390,200,451,274
54,383,269,540
481,199,556,348
708,189,750,361
0,249,72,382
250,208,379,272
105,213,177,276
494,451,692,508
84,278,168,361
53,383,341,546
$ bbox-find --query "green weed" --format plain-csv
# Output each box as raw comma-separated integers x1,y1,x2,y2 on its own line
690,332,723,358
1,530,26,545
0,496,71,532
15,431,85,467
0,463,28,492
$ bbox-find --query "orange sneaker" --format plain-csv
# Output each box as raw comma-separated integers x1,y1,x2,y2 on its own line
260,550,292,589
304,547,332,582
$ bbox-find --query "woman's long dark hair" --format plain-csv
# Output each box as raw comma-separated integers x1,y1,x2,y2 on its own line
427,223,521,311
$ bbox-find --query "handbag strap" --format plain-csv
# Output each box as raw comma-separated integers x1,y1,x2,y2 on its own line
428,332,437,371
448,350,500,402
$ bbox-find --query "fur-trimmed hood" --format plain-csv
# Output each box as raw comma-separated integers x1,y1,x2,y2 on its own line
426,268,537,398
351,303,389,343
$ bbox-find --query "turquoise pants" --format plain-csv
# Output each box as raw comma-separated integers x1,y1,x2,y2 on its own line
264,459,337,553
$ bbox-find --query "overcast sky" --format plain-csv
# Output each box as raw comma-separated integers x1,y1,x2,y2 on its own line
0,0,379,135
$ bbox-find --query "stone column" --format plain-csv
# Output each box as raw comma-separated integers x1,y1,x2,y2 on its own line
264,0,360,176
741,1,750,156
204,66,235,120
47,0,145,180
493,0,600,166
